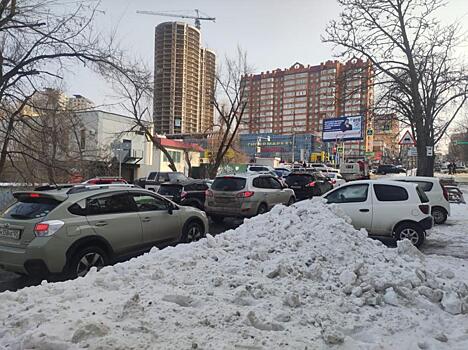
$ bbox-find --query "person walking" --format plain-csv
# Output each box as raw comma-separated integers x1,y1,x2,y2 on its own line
452,162,457,175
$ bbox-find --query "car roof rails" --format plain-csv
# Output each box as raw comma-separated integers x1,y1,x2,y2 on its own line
67,183,137,194
34,184,76,191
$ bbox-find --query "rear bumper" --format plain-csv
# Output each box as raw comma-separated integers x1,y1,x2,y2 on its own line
205,203,257,218
290,188,314,200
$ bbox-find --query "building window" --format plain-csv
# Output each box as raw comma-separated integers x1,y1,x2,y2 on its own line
163,150,182,163
80,129,86,150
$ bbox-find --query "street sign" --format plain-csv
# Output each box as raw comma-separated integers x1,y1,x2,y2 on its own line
367,129,374,136
426,146,433,157
399,130,416,145
408,147,418,157
365,152,375,156
455,140,468,145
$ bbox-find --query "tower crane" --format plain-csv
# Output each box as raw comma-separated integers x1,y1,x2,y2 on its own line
136,9,215,30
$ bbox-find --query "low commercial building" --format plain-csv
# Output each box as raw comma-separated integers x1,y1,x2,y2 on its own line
239,133,322,162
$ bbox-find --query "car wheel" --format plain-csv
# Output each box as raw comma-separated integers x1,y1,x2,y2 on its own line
287,197,295,206
210,215,224,224
182,220,205,243
69,246,107,278
432,207,447,224
257,203,268,215
395,223,425,247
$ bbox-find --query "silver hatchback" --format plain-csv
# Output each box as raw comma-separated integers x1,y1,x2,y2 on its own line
204,173,295,223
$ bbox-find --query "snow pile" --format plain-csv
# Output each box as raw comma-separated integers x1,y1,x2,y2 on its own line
1,200,468,349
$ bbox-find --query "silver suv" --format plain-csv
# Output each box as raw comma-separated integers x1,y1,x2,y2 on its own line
205,173,295,223
0,184,208,278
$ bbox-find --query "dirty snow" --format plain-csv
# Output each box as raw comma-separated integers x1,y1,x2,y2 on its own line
1,200,468,349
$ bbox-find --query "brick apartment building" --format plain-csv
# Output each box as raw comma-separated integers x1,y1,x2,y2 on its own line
373,113,400,162
240,59,374,158
153,22,216,135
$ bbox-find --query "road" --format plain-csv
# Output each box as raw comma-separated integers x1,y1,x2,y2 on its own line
0,218,243,293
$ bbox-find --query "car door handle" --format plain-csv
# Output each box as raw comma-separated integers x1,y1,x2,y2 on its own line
95,221,108,227
359,209,370,212
141,217,151,222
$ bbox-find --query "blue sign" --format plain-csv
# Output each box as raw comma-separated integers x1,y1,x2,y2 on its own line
322,116,363,142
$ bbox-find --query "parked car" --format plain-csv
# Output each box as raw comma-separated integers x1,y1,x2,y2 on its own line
158,180,209,210
285,172,333,200
205,173,295,222
387,176,451,224
247,165,275,174
83,177,128,185
274,168,291,178
325,172,346,188
144,171,188,192
445,185,465,204
375,164,406,175
323,180,433,247
0,184,207,278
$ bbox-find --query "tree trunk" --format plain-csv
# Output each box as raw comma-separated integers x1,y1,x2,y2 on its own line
416,136,434,177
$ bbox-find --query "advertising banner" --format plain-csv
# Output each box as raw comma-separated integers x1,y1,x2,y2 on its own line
322,116,363,142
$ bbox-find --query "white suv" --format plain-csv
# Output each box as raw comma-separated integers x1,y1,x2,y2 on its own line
387,176,450,224
323,180,433,247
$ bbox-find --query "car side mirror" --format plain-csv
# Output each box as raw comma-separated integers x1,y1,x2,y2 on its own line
167,203,174,215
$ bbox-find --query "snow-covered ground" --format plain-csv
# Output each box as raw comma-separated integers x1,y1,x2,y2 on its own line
1,199,468,349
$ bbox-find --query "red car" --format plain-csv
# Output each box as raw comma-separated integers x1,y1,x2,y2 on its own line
83,177,128,185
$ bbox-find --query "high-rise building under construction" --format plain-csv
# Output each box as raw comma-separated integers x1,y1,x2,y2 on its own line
153,22,216,135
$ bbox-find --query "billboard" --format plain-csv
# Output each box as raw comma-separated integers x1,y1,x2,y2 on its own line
322,116,363,142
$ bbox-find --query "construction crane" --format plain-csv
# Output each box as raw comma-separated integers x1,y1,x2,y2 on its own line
136,9,215,30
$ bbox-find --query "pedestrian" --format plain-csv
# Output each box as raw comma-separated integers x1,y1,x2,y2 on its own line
302,161,307,168
452,162,457,175
448,162,453,175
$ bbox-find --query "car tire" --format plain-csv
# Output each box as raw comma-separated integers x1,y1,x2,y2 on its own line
257,203,268,215
69,246,108,278
287,197,295,206
432,207,447,224
210,215,224,224
181,220,205,243
395,222,425,247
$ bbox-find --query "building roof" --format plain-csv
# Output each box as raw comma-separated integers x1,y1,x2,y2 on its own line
157,137,204,152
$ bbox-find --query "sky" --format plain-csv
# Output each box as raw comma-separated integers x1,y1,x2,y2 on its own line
64,0,468,113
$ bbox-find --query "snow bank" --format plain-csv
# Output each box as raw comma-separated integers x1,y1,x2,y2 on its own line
1,200,468,349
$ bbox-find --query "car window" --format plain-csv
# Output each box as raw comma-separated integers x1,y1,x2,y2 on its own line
268,177,282,189
158,173,170,182
158,185,182,196
416,186,430,203
147,172,158,181
131,193,169,211
3,196,60,220
249,166,269,172
170,173,188,182
285,174,313,185
252,177,268,189
412,181,433,192
212,177,246,191
86,193,135,215
374,184,409,201
325,184,369,203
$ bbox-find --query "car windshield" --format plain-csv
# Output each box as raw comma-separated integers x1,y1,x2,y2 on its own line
170,173,188,182
3,196,60,220
212,177,246,191
158,184,182,196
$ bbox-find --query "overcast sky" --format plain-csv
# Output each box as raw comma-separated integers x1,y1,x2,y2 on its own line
64,0,468,111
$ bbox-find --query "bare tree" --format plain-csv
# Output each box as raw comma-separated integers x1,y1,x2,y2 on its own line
323,0,468,176
208,47,250,178
97,59,181,172
0,0,119,178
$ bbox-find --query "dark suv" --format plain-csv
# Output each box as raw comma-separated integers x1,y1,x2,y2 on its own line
376,164,406,175
158,180,209,210
285,172,333,200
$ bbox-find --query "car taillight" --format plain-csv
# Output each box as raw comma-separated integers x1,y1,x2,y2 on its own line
33,220,65,237
30,193,40,198
205,189,213,197
306,181,316,187
442,185,449,201
236,191,255,198
419,204,430,215
181,191,188,198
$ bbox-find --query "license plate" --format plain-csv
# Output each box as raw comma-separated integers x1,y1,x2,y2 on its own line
0,228,21,240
